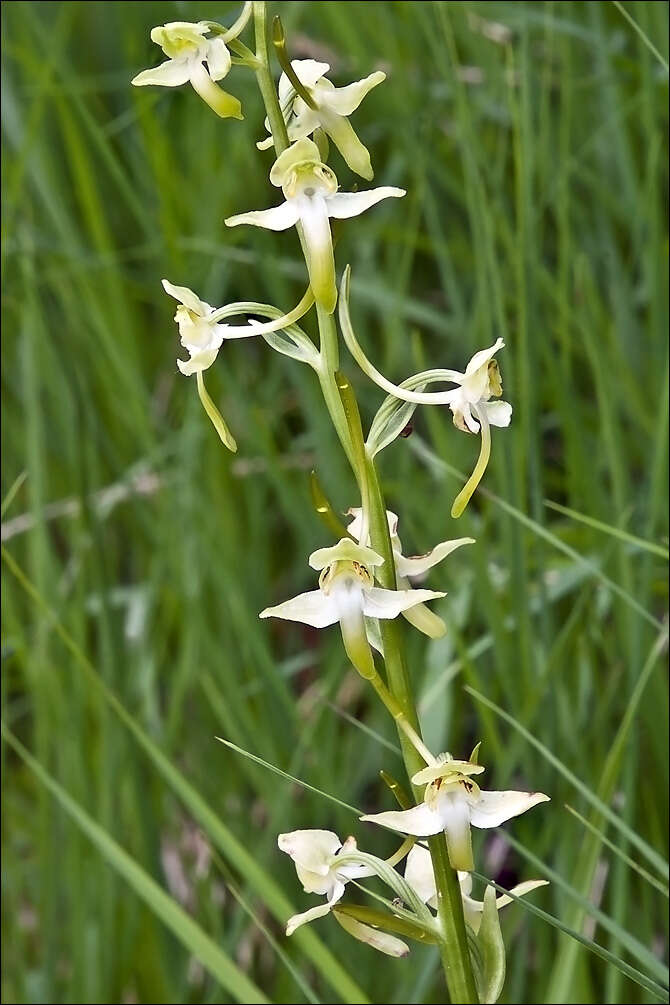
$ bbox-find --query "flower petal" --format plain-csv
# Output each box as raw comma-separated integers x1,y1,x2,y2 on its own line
270,137,322,187
309,537,383,571
189,63,242,119
226,200,300,231
320,71,386,116
161,279,208,314
404,846,437,908
347,507,399,543
177,347,219,376
362,587,445,620
334,913,409,957
395,537,475,578
464,338,505,378
469,790,550,829
278,59,330,104
401,603,447,639
412,761,485,786
298,193,336,312
286,901,333,936
438,790,474,872
132,58,192,87
484,400,513,428
260,590,338,628
326,187,405,220
495,879,549,911
204,36,231,81
361,801,445,837
278,829,342,874
321,111,374,180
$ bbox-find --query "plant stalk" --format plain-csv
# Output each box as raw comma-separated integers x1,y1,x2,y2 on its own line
251,5,478,1000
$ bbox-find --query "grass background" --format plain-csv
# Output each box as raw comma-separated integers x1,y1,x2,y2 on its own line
1,1,668,1002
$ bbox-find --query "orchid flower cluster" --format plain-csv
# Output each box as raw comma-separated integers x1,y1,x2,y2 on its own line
133,6,549,1001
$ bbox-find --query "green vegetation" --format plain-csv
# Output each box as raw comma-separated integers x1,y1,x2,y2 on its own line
2,2,668,1002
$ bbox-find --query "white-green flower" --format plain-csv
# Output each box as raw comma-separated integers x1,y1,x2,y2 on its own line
445,339,512,436
162,281,229,377
361,750,549,872
226,138,405,313
132,21,243,119
278,830,373,934
347,508,474,639
258,59,386,180
260,537,444,678
278,829,409,956
162,280,315,376
404,845,548,934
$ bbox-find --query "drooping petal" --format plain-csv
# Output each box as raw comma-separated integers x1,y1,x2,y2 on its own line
404,845,438,908
132,58,193,87
401,602,447,639
437,790,474,872
259,589,339,628
334,912,409,957
362,587,446,620
320,71,386,116
320,111,374,180
484,400,513,428
395,537,476,578
194,371,237,452
161,278,209,314
285,901,333,936
204,36,232,81
361,801,445,837
326,187,405,219
469,790,550,829
177,347,220,376
226,200,301,231
189,62,242,119
298,193,337,313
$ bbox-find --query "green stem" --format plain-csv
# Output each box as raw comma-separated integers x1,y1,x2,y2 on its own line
366,458,479,1004
251,5,478,1000
252,2,289,154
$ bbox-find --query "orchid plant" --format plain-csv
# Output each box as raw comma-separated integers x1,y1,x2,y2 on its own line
132,4,550,1001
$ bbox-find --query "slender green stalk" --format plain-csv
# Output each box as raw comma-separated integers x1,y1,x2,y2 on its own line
251,5,478,1000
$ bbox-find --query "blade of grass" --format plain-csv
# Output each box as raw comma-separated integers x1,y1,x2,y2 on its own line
1,724,270,1005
